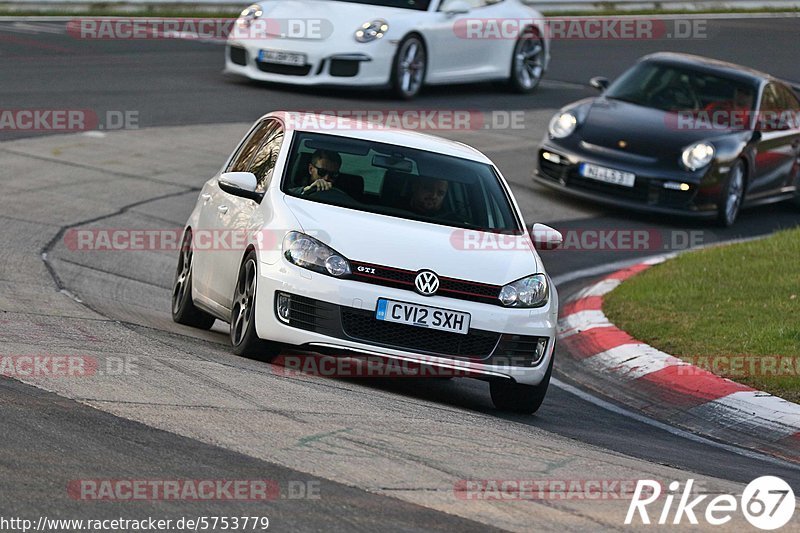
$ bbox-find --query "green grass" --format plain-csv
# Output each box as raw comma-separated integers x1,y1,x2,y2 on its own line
0,5,798,17
604,227,800,402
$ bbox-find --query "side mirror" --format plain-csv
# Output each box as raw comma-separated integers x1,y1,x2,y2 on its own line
530,223,563,250
442,0,470,16
590,76,609,91
218,172,262,202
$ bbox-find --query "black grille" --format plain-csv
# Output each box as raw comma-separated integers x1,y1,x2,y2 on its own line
284,294,336,332
658,187,695,207
330,59,360,77
350,261,500,305
229,46,247,66
256,61,312,76
494,335,548,367
341,308,499,359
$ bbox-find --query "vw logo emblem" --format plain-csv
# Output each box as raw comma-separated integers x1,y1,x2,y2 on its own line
414,270,439,296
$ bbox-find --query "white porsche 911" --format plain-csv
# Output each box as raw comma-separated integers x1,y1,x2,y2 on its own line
224,0,550,98
172,112,562,412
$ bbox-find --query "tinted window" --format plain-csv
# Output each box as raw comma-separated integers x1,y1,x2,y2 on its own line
606,61,757,113
249,122,284,192
228,121,273,172
281,132,521,232
327,0,430,10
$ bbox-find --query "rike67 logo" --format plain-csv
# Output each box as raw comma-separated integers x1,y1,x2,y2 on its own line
626,477,795,530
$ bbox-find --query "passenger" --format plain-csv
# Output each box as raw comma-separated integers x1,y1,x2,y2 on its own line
704,87,753,128
408,177,449,216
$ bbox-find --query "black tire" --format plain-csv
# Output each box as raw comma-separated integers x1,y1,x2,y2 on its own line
716,160,746,227
172,230,216,330
490,353,553,414
230,251,280,361
391,35,426,100
508,28,545,94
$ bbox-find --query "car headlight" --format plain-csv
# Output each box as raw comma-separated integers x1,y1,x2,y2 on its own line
548,112,577,139
282,231,351,277
355,19,389,43
238,4,263,28
499,274,549,308
681,142,715,171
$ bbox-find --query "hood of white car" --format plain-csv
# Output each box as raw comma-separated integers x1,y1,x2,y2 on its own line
284,196,542,285
259,0,417,40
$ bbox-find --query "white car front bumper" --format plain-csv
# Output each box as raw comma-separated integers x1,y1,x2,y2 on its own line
254,259,558,386
225,38,396,87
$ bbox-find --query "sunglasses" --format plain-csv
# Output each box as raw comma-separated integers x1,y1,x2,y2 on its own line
312,165,339,179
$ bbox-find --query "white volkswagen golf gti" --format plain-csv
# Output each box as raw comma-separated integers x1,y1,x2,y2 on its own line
172,112,562,413
225,0,550,98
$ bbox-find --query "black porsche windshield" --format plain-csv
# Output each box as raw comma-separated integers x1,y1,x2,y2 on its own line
282,132,521,232
606,61,757,113
326,0,431,10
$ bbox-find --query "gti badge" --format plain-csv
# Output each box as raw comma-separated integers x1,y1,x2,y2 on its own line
414,270,440,296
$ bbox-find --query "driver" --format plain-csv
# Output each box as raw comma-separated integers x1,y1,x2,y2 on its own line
291,149,342,196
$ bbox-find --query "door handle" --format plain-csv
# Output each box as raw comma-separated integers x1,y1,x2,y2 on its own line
201,193,212,202
217,205,228,214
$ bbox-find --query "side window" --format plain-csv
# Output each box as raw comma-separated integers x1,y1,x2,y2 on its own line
778,84,800,112
759,84,795,131
249,122,285,192
228,121,273,172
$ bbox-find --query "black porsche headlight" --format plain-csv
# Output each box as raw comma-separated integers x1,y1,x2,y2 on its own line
681,142,715,171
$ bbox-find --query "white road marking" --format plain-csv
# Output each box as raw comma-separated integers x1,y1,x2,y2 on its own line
551,377,800,470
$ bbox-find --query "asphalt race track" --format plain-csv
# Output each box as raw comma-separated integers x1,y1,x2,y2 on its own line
1,15,800,532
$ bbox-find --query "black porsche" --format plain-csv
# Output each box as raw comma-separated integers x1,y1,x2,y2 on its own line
535,52,800,226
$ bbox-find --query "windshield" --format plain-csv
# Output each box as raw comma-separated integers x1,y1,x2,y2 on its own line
606,61,757,114
282,132,521,232
325,0,431,10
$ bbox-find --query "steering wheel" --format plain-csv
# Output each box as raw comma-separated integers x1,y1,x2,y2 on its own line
305,187,354,202
651,84,700,111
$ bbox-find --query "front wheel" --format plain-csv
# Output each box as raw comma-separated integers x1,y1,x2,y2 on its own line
391,35,426,100
490,353,553,414
716,160,745,227
508,29,545,94
230,252,280,360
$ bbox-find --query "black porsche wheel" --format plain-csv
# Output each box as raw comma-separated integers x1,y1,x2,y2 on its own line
509,28,544,94
230,252,280,360
171,230,216,330
490,353,553,414
717,160,745,227
391,35,426,100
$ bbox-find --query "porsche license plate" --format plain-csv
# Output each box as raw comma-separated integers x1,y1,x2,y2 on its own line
579,163,636,187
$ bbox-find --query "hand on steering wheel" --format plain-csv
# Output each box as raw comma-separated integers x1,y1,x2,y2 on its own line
302,178,334,195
